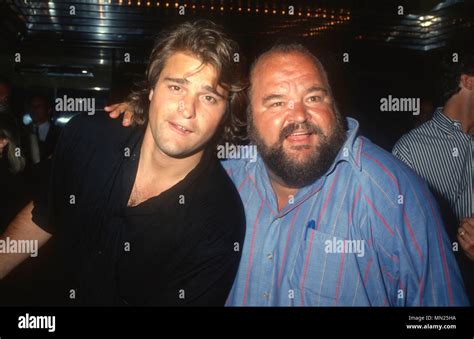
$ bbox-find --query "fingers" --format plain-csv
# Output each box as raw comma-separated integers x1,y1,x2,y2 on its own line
122,110,133,127
458,225,471,238
457,232,474,261
460,216,474,230
104,102,133,126
458,223,474,261
104,104,121,118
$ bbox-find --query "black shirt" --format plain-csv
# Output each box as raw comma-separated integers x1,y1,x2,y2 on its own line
32,113,245,306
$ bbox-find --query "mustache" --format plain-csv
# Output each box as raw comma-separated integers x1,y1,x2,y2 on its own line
279,122,324,142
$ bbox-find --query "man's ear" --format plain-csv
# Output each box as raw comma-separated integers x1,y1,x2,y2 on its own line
148,88,154,102
460,74,473,91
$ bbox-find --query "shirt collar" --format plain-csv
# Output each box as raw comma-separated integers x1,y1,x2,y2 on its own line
325,117,363,174
432,107,464,135
36,120,50,132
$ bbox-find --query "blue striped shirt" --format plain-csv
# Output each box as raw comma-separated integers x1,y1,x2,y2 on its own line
393,108,473,224
222,117,469,306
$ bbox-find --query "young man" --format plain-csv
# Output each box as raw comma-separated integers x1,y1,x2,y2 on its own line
393,53,474,303
109,43,469,306
0,20,246,306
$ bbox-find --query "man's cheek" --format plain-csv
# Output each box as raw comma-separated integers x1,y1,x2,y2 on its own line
269,119,286,143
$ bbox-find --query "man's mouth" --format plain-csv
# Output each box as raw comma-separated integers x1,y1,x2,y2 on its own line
169,121,193,134
285,130,314,141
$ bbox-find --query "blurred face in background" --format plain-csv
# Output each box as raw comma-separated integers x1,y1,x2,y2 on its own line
30,96,51,124
0,137,8,156
0,83,11,105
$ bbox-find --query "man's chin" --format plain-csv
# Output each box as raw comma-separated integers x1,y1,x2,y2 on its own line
159,141,206,159
283,146,316,162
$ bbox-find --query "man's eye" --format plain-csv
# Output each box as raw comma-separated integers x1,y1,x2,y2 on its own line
271,102,284,107
204,95,217,104
308,96,322,102
169,85,181,92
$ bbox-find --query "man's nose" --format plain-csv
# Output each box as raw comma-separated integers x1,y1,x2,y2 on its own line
177,95,196,119
287,101,309,123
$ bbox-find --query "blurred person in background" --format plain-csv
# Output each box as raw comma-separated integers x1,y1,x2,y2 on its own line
0,78,12,106
393,51,474,302
0,108,28,233
27,94,60,164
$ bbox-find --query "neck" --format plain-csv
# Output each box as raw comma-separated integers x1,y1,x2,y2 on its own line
139,126,204,183
267,168,299,211
444,96,474,134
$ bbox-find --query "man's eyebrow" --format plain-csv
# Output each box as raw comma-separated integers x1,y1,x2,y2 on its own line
164,77,190,85
164,77,226,99
262,94,284,105
202,85,226,100
305,86,328,95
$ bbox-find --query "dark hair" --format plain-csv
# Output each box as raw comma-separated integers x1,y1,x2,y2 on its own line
439,51,474,103
127,20,247,143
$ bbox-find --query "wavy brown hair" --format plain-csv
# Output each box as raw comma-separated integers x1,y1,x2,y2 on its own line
127,20,248,144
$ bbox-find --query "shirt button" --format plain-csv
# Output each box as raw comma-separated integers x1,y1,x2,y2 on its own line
263,292,269,299
267,252,273,260
98,250,102,255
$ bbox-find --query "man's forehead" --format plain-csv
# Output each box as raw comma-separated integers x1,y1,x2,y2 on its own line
252,52,324,86
164,53,215,78
252,58,325,97
161,52,226,94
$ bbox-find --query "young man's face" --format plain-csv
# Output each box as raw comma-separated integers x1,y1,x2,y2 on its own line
147,52,228,158
249,51,346,187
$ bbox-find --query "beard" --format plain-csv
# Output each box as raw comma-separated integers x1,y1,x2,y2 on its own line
248,111,347,188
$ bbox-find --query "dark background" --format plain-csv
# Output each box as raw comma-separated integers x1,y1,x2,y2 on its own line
1,0,473,149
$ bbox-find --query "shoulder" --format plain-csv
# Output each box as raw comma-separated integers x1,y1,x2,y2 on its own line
393,120,438,151
220,158,247,173
58,113,138,154
193,159,246,233
358,136,426,200
220,157,258,185
200,159,245,211
61,112,127,139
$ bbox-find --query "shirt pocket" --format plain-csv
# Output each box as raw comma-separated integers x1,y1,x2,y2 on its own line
289,229,346,306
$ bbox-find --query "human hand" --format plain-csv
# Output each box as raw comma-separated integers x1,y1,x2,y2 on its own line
104,102,134,127
458,216,474,261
